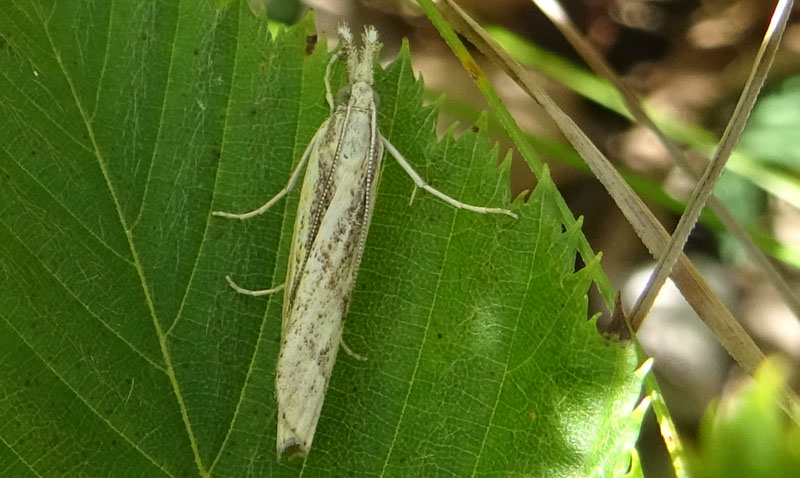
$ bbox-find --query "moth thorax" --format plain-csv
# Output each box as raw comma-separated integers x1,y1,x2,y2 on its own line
348,82,375,108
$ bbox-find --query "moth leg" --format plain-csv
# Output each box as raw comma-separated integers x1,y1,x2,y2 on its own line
225,275,285,297
212,130,319,220
408,184,419,205
382,136,519,219
340,335,367,361
324,50,343,112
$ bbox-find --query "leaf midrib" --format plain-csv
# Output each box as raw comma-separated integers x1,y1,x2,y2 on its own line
35,3,208,476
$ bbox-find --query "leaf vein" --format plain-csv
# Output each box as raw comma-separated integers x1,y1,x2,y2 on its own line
35,5,208,475
0,311,176,478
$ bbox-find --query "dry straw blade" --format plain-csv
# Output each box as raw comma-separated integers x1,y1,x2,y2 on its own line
624,0,794,330
528,0,800,326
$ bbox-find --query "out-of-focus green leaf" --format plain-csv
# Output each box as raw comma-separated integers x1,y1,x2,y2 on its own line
738,75,800,171
688,357,800,478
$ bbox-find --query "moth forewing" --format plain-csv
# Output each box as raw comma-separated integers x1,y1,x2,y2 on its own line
281,116,331,334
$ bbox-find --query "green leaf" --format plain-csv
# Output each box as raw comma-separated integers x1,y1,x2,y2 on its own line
688,358,800,478
738,75,800,171
0,4,641,477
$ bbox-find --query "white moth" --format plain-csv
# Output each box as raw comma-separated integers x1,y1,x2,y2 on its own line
213,24,517,457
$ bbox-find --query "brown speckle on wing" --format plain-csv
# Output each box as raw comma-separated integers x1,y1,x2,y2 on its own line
276,94,381,456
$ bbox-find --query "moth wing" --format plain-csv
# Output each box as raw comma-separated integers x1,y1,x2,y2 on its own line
282,115,342,336
348,108,383,289
276,108,381,456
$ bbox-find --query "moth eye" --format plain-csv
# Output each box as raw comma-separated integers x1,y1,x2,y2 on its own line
335,86,351,106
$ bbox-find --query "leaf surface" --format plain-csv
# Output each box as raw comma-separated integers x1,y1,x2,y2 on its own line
0,5,641,477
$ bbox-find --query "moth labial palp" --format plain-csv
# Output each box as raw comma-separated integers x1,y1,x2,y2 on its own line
212,23,517,458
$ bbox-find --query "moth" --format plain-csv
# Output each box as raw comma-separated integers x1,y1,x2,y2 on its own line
213,24,517,457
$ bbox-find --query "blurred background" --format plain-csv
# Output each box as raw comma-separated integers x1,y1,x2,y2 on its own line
258,1,800,476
